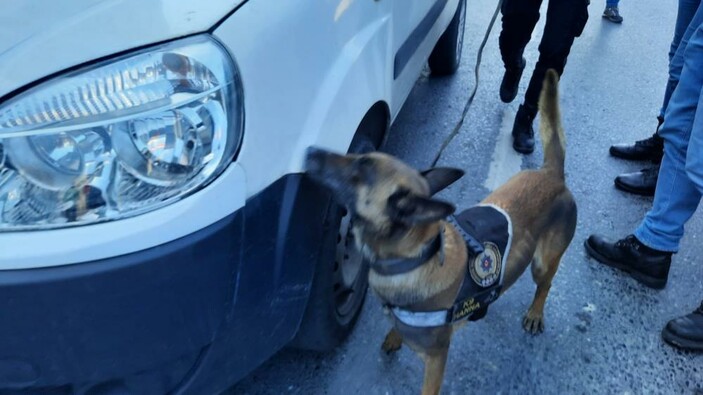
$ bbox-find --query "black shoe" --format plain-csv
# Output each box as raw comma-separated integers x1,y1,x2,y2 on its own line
662,301,703,351
584,234,672,289
500,57,526,103
610,117,664,162
512,104,535,154
614,166,659,196
602,6,624,23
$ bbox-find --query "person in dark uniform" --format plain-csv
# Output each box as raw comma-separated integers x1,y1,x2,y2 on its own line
498,0,590,154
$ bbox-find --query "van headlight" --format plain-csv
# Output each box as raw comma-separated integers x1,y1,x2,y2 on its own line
0,35,243,231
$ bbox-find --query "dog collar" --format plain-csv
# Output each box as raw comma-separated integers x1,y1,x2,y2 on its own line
367,214,487,277
368,227,445,276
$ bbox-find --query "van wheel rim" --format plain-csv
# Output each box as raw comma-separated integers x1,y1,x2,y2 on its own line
333,208,365,319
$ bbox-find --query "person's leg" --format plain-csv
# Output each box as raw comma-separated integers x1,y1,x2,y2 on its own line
498,0,542,103
634,23,703,252
512,0,588,154
662,0,703,118
685,69,703,194
610,0,702,196
670,0,701,61
523,0,588,112
586,21,703,289
499,0,542,69
662,42,703,352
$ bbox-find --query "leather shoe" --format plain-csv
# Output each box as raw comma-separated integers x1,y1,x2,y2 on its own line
512,104,535,154
614,167,658,196
610,117,664,162
500,57,526,103
584,234,671,289
662,302,703,351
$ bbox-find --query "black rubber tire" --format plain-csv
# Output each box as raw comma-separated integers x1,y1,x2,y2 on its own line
290,135,374,352
429,0,466,76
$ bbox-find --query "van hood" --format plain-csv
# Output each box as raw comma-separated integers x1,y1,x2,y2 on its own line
0,0,244,99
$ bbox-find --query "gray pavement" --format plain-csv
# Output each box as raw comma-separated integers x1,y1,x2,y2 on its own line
233,1,703,393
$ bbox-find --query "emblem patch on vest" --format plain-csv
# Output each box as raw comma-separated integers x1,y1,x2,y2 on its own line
469,241,502,287
447,205,512,322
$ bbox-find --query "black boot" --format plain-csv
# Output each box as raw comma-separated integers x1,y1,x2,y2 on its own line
584,234,672,289
500,57,526,104
610,116,665,162
512,104,536,154
614,166,659,196
662,301,703,351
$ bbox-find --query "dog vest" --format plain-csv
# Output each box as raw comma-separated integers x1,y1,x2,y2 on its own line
389,204,512,328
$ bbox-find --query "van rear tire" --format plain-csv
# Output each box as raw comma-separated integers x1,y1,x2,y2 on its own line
429,0,466,76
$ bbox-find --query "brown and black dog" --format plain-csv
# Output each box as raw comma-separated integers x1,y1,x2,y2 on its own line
305,69,576,395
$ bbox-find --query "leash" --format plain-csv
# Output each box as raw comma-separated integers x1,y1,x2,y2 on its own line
430,0,504,167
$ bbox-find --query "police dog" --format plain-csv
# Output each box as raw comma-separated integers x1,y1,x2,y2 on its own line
305,70,576,395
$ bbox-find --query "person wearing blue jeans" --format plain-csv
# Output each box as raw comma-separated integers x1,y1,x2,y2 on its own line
603,0,623,23
610,0,702,196
586,17,703,351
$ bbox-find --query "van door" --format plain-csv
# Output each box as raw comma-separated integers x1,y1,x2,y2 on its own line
390,0,446,116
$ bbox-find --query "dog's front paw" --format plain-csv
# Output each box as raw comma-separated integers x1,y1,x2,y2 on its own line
381,329,403,354
522,311,545,335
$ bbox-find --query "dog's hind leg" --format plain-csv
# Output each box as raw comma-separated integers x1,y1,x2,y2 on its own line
522,251,561,334
420,346,449,395
523,192,577,334
522,234,569,334
381,327,403,354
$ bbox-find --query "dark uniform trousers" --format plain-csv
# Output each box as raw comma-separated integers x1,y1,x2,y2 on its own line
499,0,590,113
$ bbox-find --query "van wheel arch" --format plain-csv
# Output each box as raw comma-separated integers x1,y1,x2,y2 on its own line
290,100,390,351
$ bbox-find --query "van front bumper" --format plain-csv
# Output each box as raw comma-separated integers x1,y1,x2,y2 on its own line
0,174,330,394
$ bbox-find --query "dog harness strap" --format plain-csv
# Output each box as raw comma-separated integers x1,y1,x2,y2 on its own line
369,227,444,276
390,306,448,327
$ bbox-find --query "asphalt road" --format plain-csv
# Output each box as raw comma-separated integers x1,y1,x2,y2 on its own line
232,0,703,393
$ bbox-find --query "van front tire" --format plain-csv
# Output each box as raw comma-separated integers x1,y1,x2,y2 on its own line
290,135,374,352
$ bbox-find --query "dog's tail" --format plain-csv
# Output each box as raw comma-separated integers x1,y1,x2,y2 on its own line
539,69,566,179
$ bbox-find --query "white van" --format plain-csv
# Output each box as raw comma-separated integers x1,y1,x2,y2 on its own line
0,1,466,393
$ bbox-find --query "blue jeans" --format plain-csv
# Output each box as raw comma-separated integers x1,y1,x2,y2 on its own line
606,0,619,6
660,0,702,118
635,20,703,252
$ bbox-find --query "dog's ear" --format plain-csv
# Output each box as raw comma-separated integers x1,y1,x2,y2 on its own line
388,191,455,226
420,167,465,195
